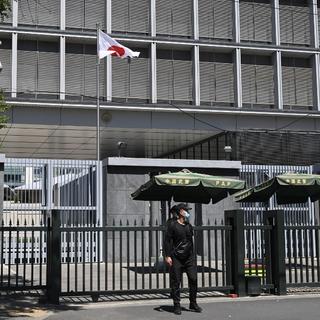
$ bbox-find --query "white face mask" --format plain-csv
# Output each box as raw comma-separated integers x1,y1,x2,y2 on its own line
182,210,191,222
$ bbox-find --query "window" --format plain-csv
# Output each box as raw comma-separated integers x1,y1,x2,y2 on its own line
240,0,272,43
0,38,11,95
241,54,274,108
112,47,150,102
199,0,233,40
200,51,234,106
157,49,193,103
279,0,310,46
282,57,313,110
112,0,149,34
18,0,59,28
65,43,105,101
156,0,193,38
17,40,59,99
66,0,105,30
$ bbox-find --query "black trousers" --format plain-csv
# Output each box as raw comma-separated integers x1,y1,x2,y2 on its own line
170,255,197,304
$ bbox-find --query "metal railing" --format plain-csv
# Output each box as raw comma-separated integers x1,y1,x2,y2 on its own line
0,219,48,291
58,219,233,296
285,225,320,287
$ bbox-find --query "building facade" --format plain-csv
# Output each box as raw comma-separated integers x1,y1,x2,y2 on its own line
1,0,320,161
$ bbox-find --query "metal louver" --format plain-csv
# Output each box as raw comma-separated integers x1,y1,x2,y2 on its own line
200,61,234,104
17,41,60,98
156,0,192,37
66,0,84,29
199,0,233,40
85,0,105,30
18,0,59,27
111,50,149,101
66,0,104,30
282,65,312,108
280,4,310,46
0,46,11,92
112,0,149,34
157,50,192,102
65,44,105,100
240,1,272,43
242,57,274,106
17,49,37,95
38,48,59,97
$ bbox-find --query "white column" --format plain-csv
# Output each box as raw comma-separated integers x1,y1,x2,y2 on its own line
233,0,241,43
234,48,242,108
150,0,156,37
272,0,281,46
12,0,18,27
310,0,319,48
11,33,17,98
193,0,199,40
193,45,200,106
273,51,283,109
106,0,112,101
60,0,66,30
60,37,65,100
151,42,157,103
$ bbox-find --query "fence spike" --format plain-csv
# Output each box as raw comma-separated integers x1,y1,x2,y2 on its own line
120,219,123,226
155,219,158,226
134,220,137,226
112,219,115,226
1,219,4,227
148,219,152,226
9,219,12,226
207,218,210,226
126,219,130,226
17,219,20,226
32,219,35,226
141,219,144,226
220,218,224,225
24,219,27,226
214,219,217,226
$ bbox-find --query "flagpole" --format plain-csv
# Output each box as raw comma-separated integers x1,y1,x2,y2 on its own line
96,24,101,222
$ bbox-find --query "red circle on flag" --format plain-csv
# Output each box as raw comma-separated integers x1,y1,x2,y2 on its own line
108,45,125,57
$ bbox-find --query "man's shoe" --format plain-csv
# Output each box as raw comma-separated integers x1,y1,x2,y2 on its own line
173,303,182,315
189,302,202,313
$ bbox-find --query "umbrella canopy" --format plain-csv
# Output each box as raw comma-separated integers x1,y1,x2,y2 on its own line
235,173,320,204
131,169,245,204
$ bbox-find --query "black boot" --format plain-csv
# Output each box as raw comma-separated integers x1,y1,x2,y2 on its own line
173,303,182,315
189,301,202,313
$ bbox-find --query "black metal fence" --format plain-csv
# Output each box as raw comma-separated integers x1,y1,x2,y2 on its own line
1,209,320,303
0,219,48,291
285,225,320,287
57,219,233,297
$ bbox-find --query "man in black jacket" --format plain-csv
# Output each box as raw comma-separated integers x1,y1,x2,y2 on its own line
164,203,202,315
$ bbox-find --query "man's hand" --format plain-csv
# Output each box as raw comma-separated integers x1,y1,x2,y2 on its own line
165,256,173,267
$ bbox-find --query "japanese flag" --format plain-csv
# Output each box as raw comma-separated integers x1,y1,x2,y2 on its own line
98,30,140,60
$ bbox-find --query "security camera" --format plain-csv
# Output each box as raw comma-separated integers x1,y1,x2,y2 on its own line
117,141,127,149
224,145,232,153
117,141,127,157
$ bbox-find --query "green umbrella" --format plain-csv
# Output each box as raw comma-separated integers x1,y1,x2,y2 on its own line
131,169,245,204
235,173,320,204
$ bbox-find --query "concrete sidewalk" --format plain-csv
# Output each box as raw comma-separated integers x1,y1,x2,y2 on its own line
1,293,320,320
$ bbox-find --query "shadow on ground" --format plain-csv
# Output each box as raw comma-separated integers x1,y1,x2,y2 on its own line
0,294,82,319
154,305,191,314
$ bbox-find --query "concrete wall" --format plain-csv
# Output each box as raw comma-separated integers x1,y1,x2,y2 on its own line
106,171,149,226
